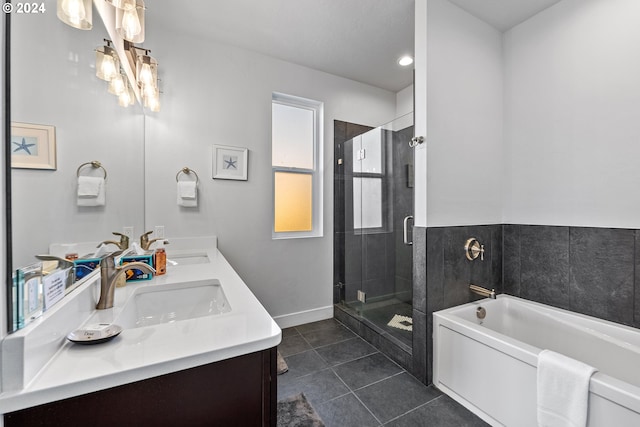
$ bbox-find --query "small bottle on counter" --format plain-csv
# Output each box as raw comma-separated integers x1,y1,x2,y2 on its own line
154,240,167,275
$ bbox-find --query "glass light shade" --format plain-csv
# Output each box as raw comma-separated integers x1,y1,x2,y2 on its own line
136,54,157,89
144,87,160,112
118,83,135,107
116,0,145,43
57,0,92,30
95,46,120,81
148,97,161,113
108,73,126,95
106,0,136,10
142,81,156,99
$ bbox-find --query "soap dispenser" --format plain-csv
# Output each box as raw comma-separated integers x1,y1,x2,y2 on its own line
154,240,168,275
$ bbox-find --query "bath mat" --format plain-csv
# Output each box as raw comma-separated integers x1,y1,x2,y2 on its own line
387,314,413,331
277,393,325,427
277,350,288,375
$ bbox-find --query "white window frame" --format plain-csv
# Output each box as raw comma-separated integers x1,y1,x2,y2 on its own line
271,92,323,239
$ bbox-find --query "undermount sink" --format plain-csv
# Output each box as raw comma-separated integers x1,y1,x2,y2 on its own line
166,252,210,266
116,279,231,329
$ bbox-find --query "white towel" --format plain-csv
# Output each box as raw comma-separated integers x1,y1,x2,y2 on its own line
537,349,597,427
77,176,105,206
177,181,197,207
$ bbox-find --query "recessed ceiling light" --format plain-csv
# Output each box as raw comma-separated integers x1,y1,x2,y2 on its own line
398,55,414,66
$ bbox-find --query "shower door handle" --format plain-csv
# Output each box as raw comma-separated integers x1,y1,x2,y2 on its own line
403,215,414,246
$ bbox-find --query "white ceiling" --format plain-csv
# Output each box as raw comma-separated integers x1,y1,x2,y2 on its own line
146,0,415,93
146,0,563,93
448,0,563,32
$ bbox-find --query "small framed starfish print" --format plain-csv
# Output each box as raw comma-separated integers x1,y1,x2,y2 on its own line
212,144,248,181
11,122,57,170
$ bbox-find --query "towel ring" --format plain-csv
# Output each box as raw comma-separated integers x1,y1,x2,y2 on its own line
76,161,107,179
176,167,199,185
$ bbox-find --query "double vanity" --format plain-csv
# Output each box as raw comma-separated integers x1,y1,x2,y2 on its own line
0,237,281,426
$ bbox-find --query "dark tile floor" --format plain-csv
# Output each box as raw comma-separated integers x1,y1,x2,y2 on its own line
277,318,488,427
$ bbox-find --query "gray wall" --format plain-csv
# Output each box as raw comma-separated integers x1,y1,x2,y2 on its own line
422,223,639,383
504,225,639,327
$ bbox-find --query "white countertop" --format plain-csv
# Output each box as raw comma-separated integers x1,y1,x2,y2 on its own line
0,243,281,414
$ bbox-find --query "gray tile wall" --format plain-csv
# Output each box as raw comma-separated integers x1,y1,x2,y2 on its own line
422,225,503,383
504,225,638,327
412,226,428,384
424,223,640,384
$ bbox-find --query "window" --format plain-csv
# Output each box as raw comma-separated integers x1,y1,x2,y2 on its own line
272,93,323,238
352,127,387,232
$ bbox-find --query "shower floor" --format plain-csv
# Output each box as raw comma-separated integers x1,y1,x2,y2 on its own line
347,298,413,347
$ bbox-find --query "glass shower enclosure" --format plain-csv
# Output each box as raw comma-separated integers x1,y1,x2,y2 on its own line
336,112,414,346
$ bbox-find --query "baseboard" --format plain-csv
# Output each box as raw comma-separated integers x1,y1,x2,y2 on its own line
272,305,334,329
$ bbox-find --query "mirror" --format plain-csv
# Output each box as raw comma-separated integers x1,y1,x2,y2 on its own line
5,1,414,335
10,9,145,270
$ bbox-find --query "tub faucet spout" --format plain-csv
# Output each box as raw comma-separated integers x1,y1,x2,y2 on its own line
469,284,496,299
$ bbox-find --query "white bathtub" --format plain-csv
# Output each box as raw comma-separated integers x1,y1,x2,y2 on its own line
433,295,640,426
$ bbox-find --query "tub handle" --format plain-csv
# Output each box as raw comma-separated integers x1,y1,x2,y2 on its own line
464,237,485,261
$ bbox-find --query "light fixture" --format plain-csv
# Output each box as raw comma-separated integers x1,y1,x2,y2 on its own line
59,0,162,113
135,52,157,90
144,86,161,113
108,72,127,96
56,0,92,30
122,41,162,112
118,82,136,107
95,41,120,81
398,55,414,67
115,0,145,43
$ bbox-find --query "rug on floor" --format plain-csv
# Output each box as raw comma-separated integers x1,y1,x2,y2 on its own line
277,393,324,427
387,313,413,331
277,350,288,375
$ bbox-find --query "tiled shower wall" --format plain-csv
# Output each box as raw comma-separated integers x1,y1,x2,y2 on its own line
503,225,640,328
422,223,640,383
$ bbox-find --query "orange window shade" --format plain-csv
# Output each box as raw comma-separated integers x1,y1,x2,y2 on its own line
274,172,313,232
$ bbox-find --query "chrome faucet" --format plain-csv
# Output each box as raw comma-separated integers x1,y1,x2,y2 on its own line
139,231,161,250
96,251,156,310
469,284,496,299
98,232,130,251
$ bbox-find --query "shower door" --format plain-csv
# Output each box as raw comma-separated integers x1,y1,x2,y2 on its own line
342,113,414,345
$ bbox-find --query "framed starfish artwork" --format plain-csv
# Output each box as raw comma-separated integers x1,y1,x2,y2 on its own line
212,144,248,181
11,122,57,170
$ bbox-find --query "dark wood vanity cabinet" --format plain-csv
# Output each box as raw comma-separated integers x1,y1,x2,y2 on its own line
5,347,277,427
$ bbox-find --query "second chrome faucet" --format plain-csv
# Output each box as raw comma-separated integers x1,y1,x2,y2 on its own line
98,232,130,251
